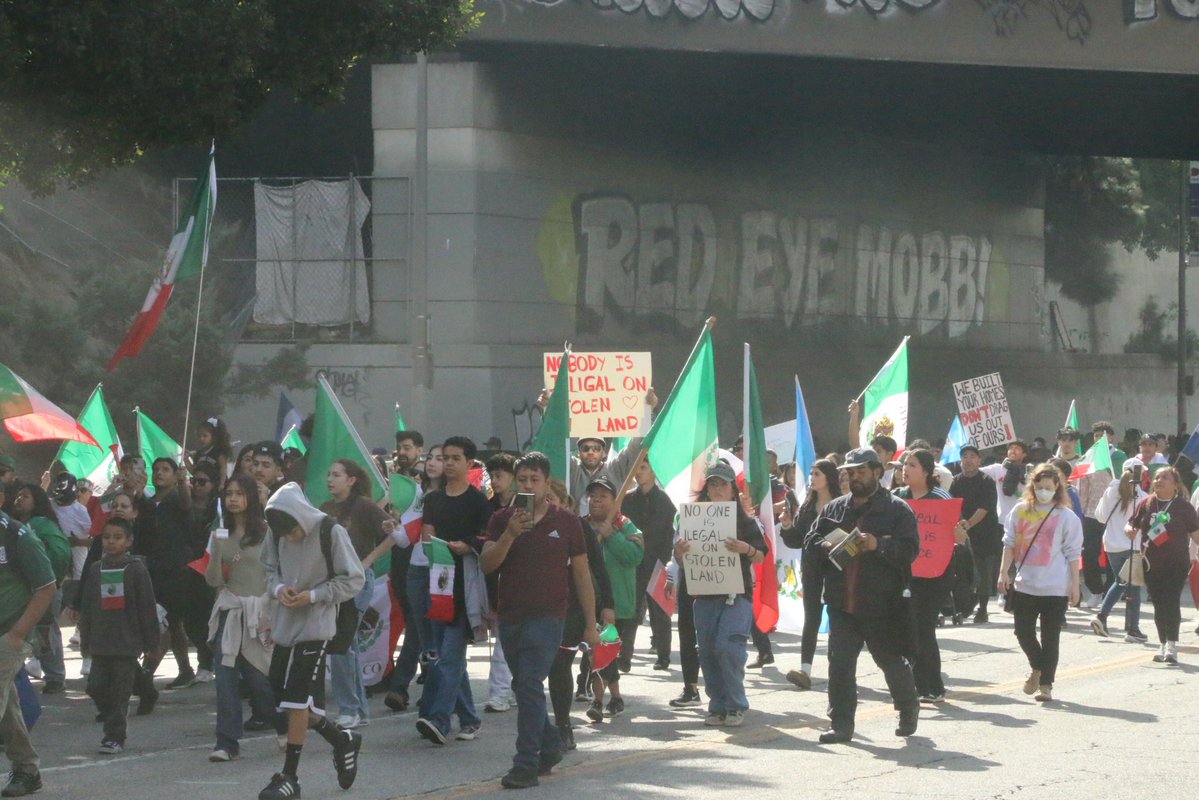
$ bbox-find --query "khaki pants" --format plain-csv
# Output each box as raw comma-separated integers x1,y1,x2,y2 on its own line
0,634,39,773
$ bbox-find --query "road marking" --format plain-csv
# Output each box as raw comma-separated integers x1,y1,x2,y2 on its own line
400,649,1156,799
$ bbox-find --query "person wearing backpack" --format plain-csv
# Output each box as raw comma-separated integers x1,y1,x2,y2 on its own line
0,506,58,797
6,483,71,695
259,483,365,800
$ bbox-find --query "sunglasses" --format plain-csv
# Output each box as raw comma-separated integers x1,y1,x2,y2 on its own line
579,445,604,453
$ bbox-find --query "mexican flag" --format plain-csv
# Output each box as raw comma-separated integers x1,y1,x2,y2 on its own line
1070,433,1115,481
394,403,406,433
100,567,126,610
108,147,216,371
1062,399,1081,456
531,348,571,481
280,425,307,455
304,376,387,508
744,344,779,635
136,408,183,466
358,574,403,687
56,385,123,492
425,537,456,622
858,337,909,448
643,323,719,509
0,365,99,446
388,473,424,552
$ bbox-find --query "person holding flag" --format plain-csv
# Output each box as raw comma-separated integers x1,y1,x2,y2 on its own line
1089,459,1149,642
672,462,767,728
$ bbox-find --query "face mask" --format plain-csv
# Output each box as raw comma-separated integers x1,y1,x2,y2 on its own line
1034,488,1055,504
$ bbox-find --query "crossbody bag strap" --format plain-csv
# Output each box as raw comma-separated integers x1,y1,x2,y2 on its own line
1014,509,1055,579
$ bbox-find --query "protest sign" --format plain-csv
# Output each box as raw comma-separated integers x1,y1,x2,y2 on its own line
952,372,1017,449
908,497,964,579
678,501,744,595
543,351,652,438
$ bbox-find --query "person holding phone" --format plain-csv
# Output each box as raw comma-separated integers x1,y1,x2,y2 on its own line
1090,459,1148,642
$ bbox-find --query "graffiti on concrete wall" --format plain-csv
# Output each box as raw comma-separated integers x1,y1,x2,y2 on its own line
1125,0,1199,22
565,194,995,338
975,1,1091,42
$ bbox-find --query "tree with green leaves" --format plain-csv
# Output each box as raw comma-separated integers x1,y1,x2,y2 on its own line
0,0,478,192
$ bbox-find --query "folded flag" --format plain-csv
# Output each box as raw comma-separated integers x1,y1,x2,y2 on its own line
425,537,456,622
388,473,424,549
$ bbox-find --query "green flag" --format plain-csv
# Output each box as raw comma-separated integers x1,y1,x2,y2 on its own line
280,425,308,455
305,376,387,507
1064,399,1081,456
642,325,718,508
56,385,123,492
136,408,182,466
395,403,406,433
530,349,571,480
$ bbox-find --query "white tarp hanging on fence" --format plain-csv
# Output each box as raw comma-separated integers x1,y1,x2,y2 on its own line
253,179,370,326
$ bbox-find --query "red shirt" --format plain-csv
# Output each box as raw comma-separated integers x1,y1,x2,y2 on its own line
487,505,586,623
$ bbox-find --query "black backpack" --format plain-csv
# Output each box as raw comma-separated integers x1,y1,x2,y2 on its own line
318,516,361,655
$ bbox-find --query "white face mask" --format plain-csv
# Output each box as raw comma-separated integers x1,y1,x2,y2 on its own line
1034,488,1056,504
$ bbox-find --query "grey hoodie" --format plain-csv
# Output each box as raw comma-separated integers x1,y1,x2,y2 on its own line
261,483,365,647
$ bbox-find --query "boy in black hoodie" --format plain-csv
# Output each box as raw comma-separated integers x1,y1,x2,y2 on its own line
80,517,159,754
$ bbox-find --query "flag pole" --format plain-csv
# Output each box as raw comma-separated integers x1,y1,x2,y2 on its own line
615,316,716,509
852,336,910,404
179,145,216,466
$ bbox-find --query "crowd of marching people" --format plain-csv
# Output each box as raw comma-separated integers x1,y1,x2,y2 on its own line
1,408,1198,798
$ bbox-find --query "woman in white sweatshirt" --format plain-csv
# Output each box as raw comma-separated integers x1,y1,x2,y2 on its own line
998,463,1083,703
1089,459,1148,642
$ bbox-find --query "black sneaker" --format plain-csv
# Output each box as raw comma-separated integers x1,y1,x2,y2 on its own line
747,654,774,669
559,725,576,751
973,610,989,624
165,671,196,690
332,729,363,789
500,767,539,789
41,680,64,695
896,703,919,737
1,771,43,798
605,697,625,718
652,660,670,671
258,773,300,800
669,689,702,708
585,701,604,723
383,690,409,712
818,730,853,744
538,749,563,776
416,718,447,745
136,685,159,716
573,687,592,703
244,717,274,732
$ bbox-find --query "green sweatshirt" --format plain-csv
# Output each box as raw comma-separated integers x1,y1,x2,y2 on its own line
600,516,644,619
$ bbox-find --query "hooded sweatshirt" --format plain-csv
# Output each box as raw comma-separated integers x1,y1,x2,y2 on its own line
261,483,364,647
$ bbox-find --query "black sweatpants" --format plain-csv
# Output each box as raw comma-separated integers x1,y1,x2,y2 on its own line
826,607,917,735
1144,559,1190,643
88,655,139,744
677,579,699,686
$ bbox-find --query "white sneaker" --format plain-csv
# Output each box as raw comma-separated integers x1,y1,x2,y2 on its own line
724,710,745,727
484,697,511,713
334,713,361,729
277,734,289,751
194,669,215,683
1154,643,1169,663
69,631,81,647
208,748,234,762
25,658,43,680
1165,641,1179,664
80,657,92,676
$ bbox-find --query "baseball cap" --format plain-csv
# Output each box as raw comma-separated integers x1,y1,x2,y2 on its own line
586,476,618,495
577,437,605,449
840,447,882,470
253,441,285,465
959,445,981,458
704,461,737,484
51,472,77,505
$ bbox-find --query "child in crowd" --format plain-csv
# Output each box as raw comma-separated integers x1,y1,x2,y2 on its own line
79,517,159,755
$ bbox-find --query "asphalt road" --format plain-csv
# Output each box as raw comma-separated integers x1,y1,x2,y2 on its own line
22,603,1199,800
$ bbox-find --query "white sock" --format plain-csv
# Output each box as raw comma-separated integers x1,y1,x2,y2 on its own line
801,663,812,674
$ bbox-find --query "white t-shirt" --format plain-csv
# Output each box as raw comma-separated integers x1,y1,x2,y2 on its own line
1093,479,1146,553
981,463,1026,529
56,501,93,579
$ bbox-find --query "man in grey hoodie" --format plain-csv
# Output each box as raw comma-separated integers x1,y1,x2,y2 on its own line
259,483,365,800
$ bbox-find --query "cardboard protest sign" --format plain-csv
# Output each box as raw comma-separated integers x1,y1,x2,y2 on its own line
907,497,964,579
952,372,1016,449
543,352,652,438
678,501,744,596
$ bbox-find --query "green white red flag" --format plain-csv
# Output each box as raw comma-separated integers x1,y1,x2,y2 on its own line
136,408,183,466
388,473,424,549
55,385,123,492
425,537,456,622
642,322,719,509
304,376,387,508
100,567,126,610
744,344,779,634
858,337,909,449
530,348,571,481
0,365,99,446
1070,433,1115,481
107,148,216,371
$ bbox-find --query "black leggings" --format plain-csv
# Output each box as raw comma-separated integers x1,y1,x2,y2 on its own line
800,566,824,666
1144,559,1190,643
549,610,585,725
677,580,699,686
1010,591,1068,687
910,574,951,696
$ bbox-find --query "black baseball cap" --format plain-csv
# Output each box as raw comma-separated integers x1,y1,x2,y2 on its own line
253,441,285,466
586,477,618,495
840,447,882,469
959,445,981,458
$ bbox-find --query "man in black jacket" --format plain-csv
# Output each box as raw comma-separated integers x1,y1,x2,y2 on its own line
622,460,676,671
805,448,920,744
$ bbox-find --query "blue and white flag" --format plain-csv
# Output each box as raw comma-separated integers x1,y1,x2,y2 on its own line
940,416,969,465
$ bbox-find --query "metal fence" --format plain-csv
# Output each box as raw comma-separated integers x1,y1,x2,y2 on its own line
175,175,410,343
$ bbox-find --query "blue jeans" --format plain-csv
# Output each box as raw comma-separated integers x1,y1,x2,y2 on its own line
422,615,479,736
692,596,752,715
35,587,65,683
499,616,564,773
392,565,433,696
1098,550,1142,632
329,571,374,719
212,612,282,754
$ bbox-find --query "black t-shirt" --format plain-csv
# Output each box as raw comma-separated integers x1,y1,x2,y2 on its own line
423,485,492,620
621,485,676,566
134,488,192,576
950,471,1001,543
